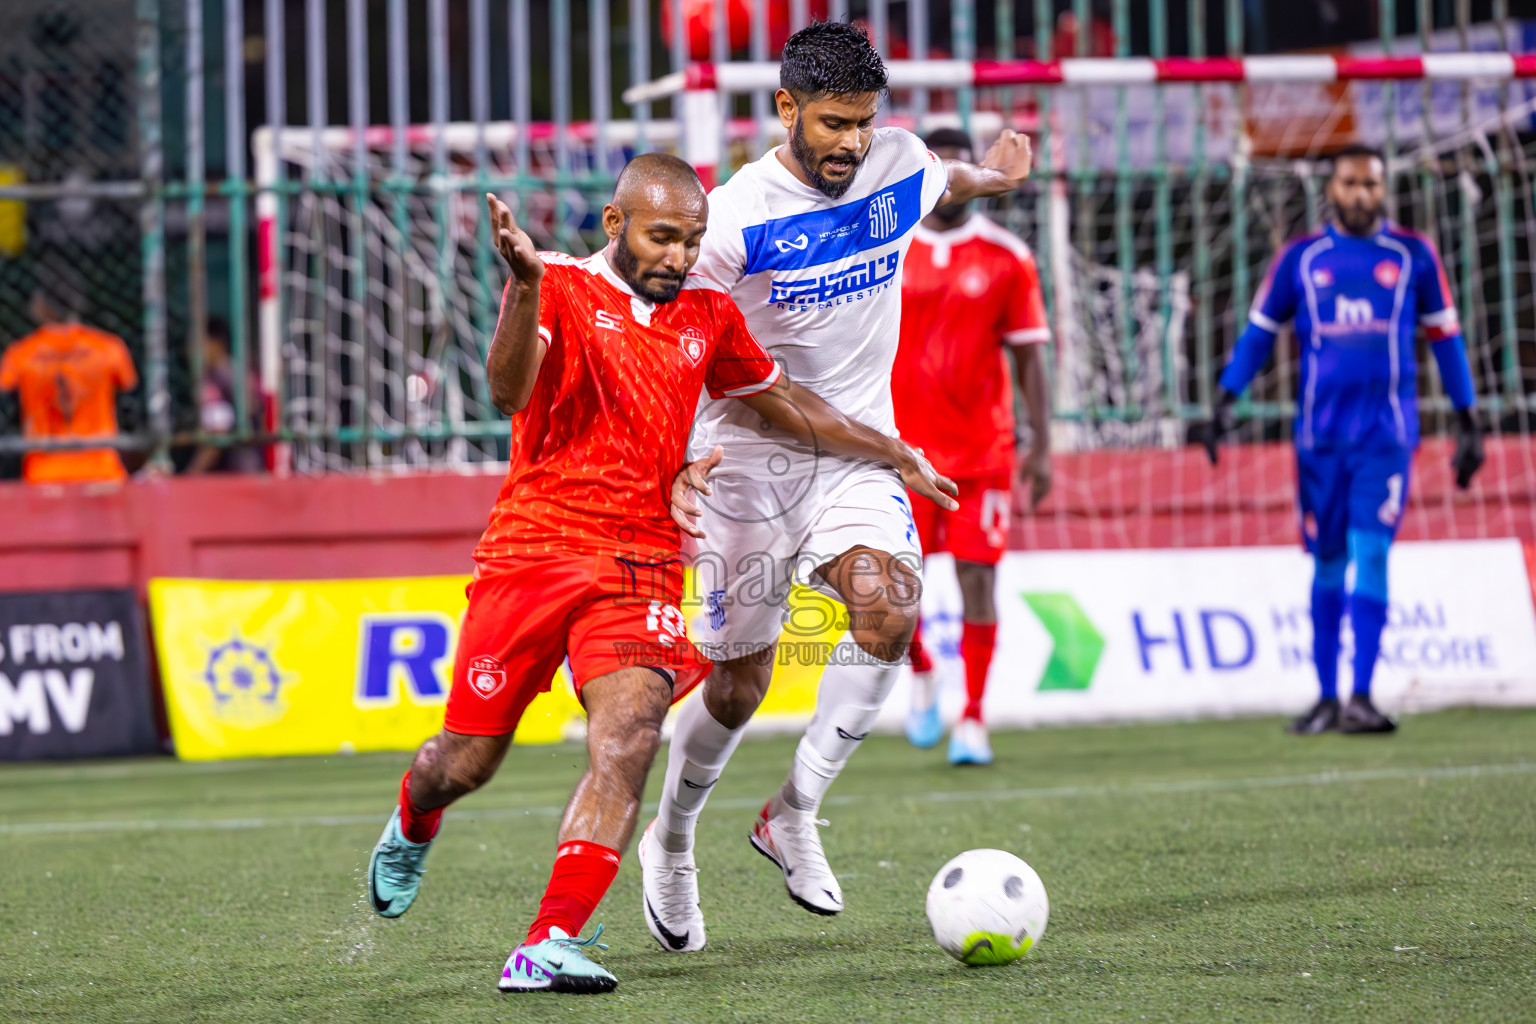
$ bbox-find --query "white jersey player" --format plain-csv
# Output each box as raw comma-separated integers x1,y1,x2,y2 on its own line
640,20,1033,951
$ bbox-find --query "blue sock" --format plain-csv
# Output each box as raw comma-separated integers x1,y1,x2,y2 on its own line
1311,582,1346,701
1347,529,1391,699
1349,594,1388,698
1311,554,1347,701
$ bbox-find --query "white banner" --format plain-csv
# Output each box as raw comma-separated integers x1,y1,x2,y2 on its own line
880,539,1536,730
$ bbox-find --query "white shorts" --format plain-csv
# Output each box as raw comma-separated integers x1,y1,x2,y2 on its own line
689,460,922,659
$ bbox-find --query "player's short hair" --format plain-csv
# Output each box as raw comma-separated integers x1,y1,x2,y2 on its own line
779,20,888,105
1331,143,1385,174
923,127,974,159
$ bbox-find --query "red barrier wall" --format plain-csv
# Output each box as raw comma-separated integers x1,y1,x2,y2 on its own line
1013,436,1536,550
2,438,1532,596
0,470,505,594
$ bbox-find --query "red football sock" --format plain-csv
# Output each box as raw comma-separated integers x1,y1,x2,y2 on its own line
960,622,998,722
397,770,444,844
526,841,621,944
909,616,935,673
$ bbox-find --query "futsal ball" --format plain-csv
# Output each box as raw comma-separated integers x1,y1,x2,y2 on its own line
926,849,1049,965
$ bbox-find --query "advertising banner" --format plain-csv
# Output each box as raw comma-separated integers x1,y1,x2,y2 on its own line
149,575,841,758
879,539,1536,731
0,588,158,760
148,540,1535,757
149,576,584,760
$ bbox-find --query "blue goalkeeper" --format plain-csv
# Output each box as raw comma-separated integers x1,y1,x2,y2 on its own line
1201,144,1485,735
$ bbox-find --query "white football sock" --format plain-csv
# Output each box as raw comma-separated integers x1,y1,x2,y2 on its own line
780,655,901,814
657,696,746,853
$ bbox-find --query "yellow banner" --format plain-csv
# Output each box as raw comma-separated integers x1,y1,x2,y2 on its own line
149,576,582,760
0,163,25,257
149,576,845,761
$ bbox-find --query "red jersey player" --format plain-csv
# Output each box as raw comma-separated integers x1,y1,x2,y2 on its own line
892,128,1054,767
364,154,956,994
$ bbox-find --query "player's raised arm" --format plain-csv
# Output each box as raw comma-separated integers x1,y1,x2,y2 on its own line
936,129,1033,207
484,193,548,414
735,375,960,511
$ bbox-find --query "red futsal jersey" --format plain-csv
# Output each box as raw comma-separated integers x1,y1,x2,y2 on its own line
474,251,781,562
445,251,779,733
892,215,1049,480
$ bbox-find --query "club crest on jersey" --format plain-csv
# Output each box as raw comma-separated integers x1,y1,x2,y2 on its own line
467,656,506,700
960,268,989,297
679,326,706,364
1374,260,1401,288
1311,268,1333,287
868,191,900,240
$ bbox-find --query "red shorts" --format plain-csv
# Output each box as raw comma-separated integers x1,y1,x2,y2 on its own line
444,551,712,737
909,473,1013,566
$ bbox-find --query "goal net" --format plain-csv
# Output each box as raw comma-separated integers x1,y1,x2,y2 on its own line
263,63,1536,550
259,119,765,473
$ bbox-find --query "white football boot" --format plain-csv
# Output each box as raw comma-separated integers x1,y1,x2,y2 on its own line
638,820,706,952
948,717,994,766
748,795,844,916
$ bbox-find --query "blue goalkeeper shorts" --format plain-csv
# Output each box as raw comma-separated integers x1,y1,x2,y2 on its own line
1295,445,1412,560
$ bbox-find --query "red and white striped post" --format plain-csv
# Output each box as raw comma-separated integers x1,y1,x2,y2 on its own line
619,53,1536,101
617,53,1536,184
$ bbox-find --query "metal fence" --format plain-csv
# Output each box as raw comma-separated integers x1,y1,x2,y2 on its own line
0,0,1532,476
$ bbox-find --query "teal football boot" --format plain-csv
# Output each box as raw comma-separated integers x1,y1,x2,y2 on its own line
499,924,618,994
367,808,432,918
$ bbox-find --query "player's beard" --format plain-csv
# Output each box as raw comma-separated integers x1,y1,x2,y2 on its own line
1336,200,1383,236
612,226,686,304
789,117,863,199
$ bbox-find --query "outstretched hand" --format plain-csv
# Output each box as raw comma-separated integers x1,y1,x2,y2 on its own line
486,192,544,291
671,445,724,539
979,129,1033,186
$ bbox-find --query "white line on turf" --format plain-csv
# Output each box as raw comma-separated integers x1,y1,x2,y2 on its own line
1,760,1529,837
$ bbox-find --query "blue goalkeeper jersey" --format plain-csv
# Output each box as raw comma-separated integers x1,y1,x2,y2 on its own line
1218,221,1470,451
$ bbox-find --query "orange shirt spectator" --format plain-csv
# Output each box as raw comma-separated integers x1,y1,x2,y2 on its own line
0,295,137,485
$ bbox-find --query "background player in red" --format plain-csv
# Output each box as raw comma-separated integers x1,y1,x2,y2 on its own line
892,128,1054,766
364,154,955,995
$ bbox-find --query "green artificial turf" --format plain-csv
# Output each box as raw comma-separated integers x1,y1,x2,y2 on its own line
2,708,1533,1023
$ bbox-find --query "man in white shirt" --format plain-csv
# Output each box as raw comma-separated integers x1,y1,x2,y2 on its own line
640,20,1033,952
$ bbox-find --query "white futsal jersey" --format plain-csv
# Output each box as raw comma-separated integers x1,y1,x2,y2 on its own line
685,128,950,655
688,127,949,477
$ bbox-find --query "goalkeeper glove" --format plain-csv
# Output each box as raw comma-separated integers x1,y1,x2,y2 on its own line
1452,407,1485,490
1197,390,1237,466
